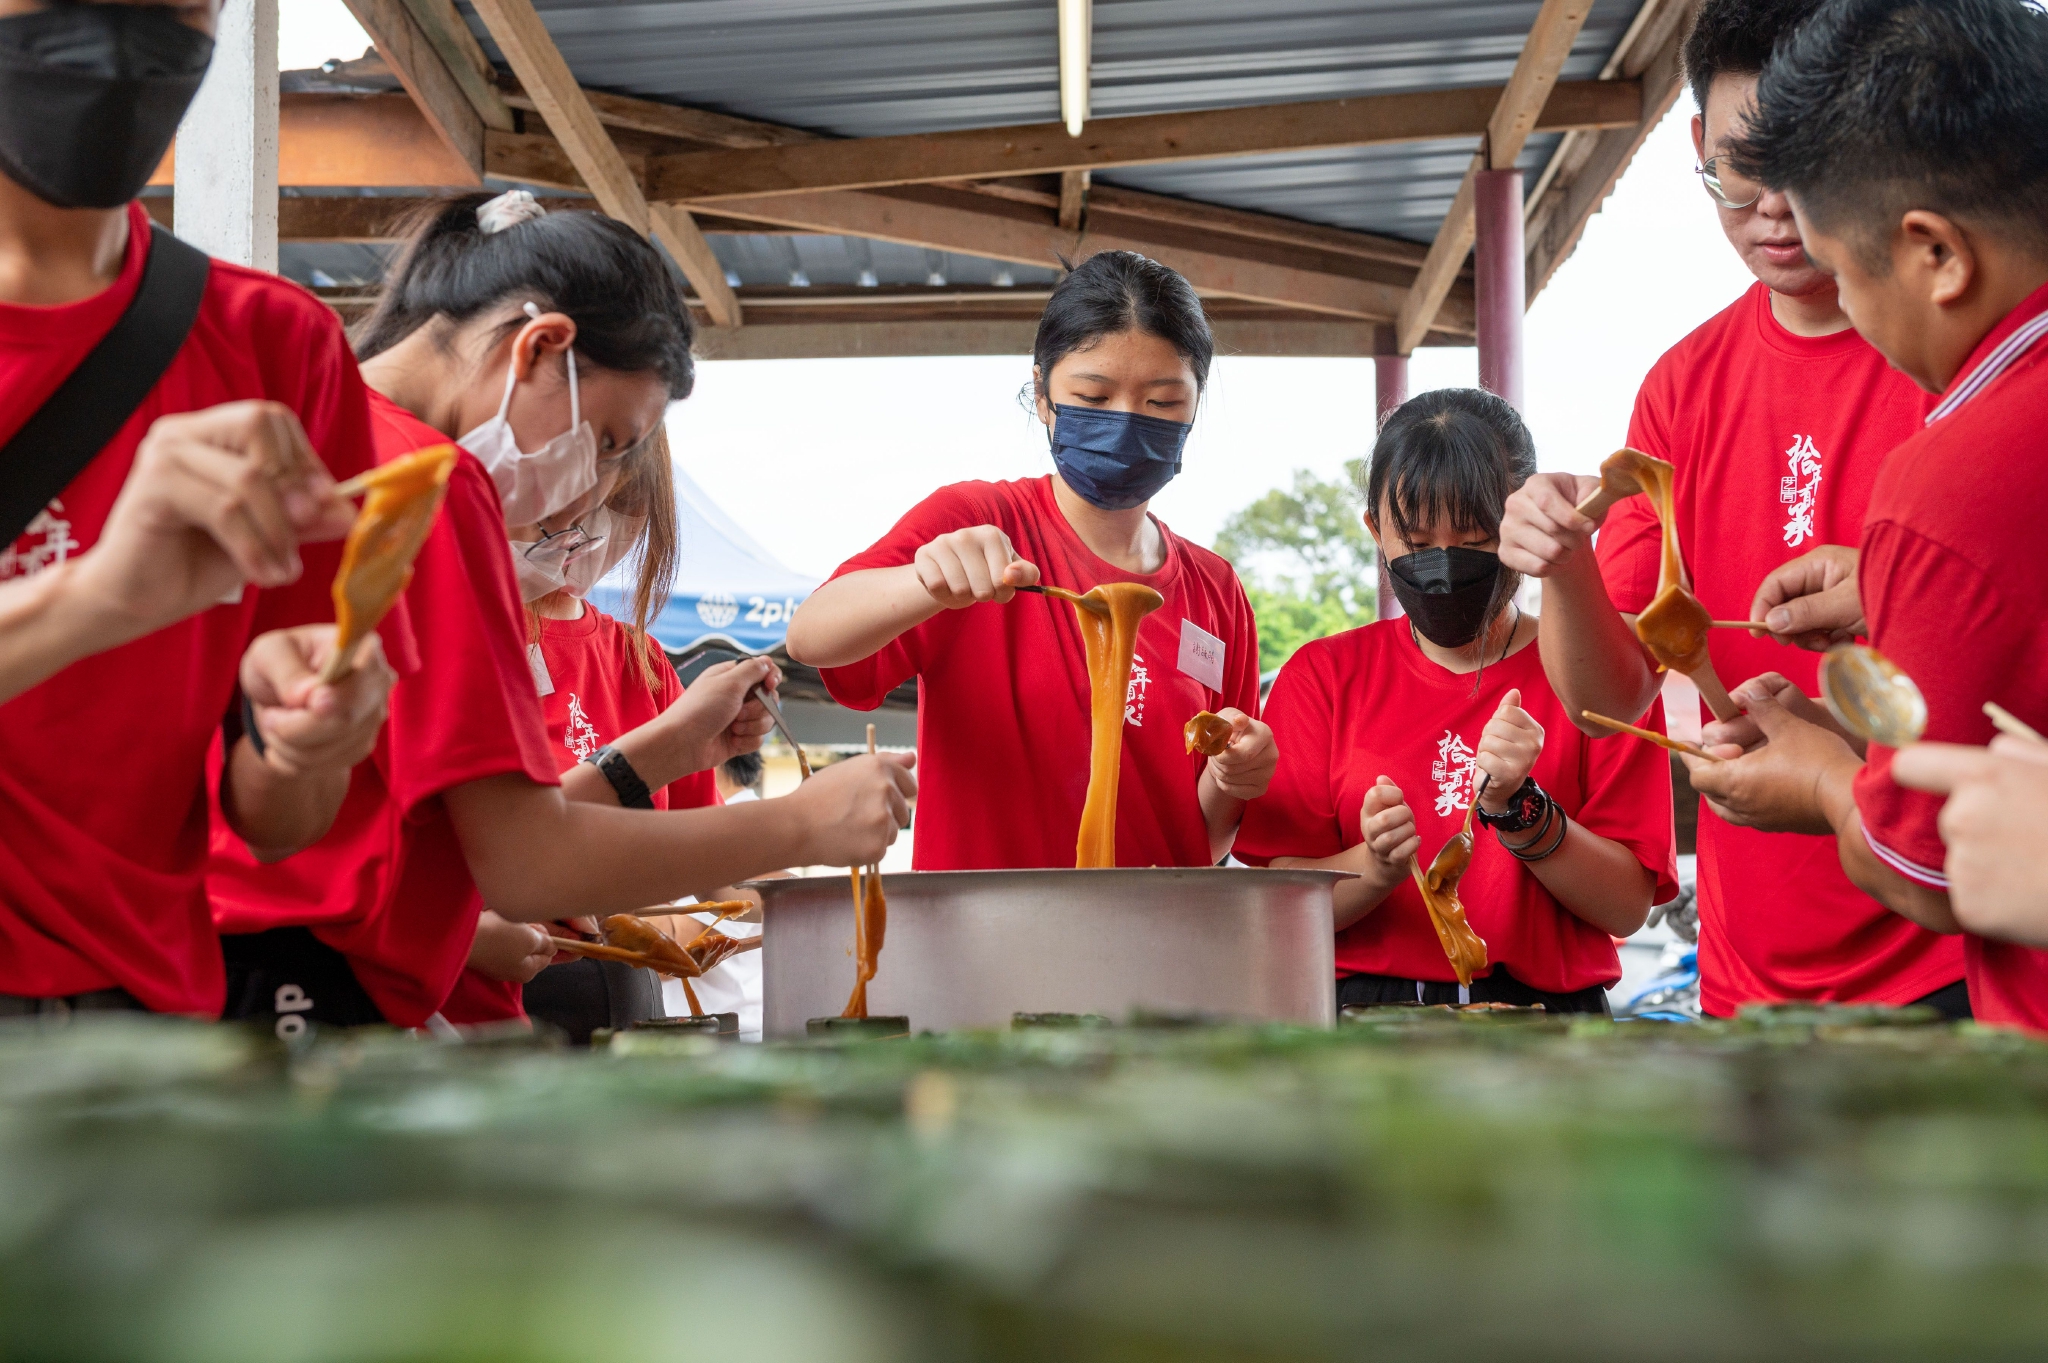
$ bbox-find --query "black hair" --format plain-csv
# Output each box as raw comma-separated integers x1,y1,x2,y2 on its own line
1031,250,1213,398
1727,0,2048,267
722,750,764,793
1681,0,1830,120
1365,387,1536,544
353,192,696,398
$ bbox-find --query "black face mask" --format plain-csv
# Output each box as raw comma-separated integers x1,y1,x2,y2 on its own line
0,6,213,210
1387,546,1505,648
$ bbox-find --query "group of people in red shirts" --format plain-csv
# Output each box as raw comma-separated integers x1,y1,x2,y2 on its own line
3,0,2047,1034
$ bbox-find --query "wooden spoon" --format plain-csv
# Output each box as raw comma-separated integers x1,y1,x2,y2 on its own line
1582,709,1722,761
1818,643,1927,748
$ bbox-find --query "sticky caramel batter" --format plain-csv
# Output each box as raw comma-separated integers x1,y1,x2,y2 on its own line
601,914,699,976
1595,448,1711,675
1184,710,1233,758
839,865,888,1019
320,443,458,683
1070,582,1166,867
1409,796,1488,987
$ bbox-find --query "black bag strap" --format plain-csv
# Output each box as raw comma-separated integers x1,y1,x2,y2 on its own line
0,224,211,546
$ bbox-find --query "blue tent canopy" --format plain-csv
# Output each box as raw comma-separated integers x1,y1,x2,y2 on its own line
587,459,819,655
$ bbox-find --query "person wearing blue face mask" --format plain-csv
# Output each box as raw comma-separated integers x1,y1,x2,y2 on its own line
788,250,1276,870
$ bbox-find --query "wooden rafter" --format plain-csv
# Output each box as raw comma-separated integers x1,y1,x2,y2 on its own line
644,80,1639,205
339,0,483,178
393,0,514,131
467,0,743,327
1394,0,1599,353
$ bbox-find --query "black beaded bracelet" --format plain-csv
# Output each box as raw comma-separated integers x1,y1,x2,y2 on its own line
240,693,267,759
1502,805,1569,862
584,744,655,809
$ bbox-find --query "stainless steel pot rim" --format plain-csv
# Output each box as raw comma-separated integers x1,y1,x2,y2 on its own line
742,866,1357,891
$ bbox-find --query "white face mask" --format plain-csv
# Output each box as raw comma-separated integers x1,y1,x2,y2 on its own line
565,509,645,598
509,512,609,604
460,303,600,526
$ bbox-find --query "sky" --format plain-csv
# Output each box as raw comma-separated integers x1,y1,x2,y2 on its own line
279,3,1758,581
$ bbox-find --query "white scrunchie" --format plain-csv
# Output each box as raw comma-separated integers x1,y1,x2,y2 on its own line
476,188,548,235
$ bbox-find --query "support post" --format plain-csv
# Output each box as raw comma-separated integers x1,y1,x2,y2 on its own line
1373,331,1409,621
173,0,278,269
1474,166,1525,411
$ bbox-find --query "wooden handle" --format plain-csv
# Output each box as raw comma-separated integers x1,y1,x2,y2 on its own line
1685,662,1744,723
1582,710,1721,761
1573,485,1619,520
1985,702,2048,746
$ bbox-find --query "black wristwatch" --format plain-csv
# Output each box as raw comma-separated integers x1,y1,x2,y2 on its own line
584,744,654,809
1475,777,1550,834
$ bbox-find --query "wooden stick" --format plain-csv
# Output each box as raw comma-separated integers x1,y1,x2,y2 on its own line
1013,582,1107,613
1985,702,2048,746
1583,710,1722,761
1709,620,1764,630
1685,662,1744,723
547,936,700,979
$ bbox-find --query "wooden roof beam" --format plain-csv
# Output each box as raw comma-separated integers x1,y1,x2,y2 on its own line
339,0,486,179
645,79,1639,205
1394,0,1599,353
468,0,743,327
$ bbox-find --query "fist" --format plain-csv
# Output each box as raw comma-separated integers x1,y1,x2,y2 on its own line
241,625,395,778
1497,473,1602,578
1358,776,1421,882
662,654,780,771
1750,544,1863,651
467,911,557,984
1475,689,1544,810
788,751,919,867
913,525,1040,609
1204,708,1277,801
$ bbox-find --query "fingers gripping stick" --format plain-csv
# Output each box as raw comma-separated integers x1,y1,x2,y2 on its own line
319,444,458,684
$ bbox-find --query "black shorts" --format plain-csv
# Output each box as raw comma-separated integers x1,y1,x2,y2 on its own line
220,927,387,1038
1337,964,1611,1015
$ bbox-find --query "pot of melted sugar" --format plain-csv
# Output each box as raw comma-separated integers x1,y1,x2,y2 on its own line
751,868,1347,1038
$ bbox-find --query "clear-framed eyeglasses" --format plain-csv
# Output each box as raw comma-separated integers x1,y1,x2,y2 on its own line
522,522,607,568
1696,155,1763,210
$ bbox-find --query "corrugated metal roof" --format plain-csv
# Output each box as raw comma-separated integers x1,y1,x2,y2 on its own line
457,0,1642,241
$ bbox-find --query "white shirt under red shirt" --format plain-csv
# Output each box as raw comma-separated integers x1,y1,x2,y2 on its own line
1854,280,2048,1033
819,475,1261,870
0,202,385,1016
1236,622,1679,995
1597,280,1963,1016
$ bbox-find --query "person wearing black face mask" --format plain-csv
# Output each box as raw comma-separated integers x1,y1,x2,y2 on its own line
0,0,398,1021
1236,388,1678,1014
789,251,1277,871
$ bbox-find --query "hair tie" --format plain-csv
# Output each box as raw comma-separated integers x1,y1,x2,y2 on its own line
476,189,547,235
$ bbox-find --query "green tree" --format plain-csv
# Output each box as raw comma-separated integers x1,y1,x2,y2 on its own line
1213,461,1377,673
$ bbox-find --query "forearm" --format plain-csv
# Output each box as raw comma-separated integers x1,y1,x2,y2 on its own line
448,775,818,921
219,736,351,862
1272,848,1400,931
785,566,940,667
0,562,134,703
1818,767,1962,933
1197,768,1243,864
1538,553,1659,734
1517,823,1656,938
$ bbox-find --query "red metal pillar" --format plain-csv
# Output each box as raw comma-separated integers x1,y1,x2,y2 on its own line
1473,167,1525,412
1373,340,1409,619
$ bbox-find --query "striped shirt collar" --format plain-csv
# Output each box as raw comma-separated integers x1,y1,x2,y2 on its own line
1927,281,2048,424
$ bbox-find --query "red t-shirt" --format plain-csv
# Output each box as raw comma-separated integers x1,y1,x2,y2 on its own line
0,203,381,1015
818,476,1261,870
210,391,559,1026
1854,281,2048,1032
1598,280,1961,1014
438,603,720,1025
1236,621,1678,993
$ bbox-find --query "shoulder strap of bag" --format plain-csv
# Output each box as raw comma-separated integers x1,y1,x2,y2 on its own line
0,224,212,546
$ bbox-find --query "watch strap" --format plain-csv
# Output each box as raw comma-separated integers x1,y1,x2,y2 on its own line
584,744,654,809
1475,777,1548,834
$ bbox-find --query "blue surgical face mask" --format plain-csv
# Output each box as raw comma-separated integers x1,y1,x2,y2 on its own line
1048,403,1191,510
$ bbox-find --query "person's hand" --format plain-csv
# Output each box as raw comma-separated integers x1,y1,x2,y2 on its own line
1749,545,1862,651
654,655,780,773
913,525,1041,608
1497,473,1603,577
66,401,356,640
1355,777,1422,895
785,751,919,867
240,626,395,778
1205,708,1277,801
1702,672,1861,756
1683,687,1858,835
1475,689,1543,810
1893,737,2048,946
467,910,557,983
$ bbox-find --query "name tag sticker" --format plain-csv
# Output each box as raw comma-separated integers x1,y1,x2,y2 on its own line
527,642,555,697
1177,618,1225,692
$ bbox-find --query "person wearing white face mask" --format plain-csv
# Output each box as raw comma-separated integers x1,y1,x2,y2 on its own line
207,191,916,1037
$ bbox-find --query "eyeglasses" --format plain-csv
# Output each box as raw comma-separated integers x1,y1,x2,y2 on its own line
1696,155,1762,210
522,522,607,567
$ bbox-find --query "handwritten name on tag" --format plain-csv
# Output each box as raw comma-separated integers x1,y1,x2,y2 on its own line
1177,618,1225,692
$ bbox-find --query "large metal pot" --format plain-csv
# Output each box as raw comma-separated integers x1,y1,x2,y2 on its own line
753,867,1345,1039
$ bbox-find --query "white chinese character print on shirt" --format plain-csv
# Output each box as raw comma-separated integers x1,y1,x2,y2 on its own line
1779,434,1823,548
562,692,602,760
1431,730,1479,818
0,499,80,582
1125,651,1150,728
